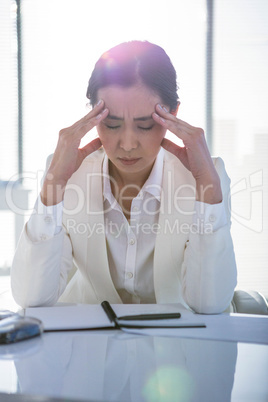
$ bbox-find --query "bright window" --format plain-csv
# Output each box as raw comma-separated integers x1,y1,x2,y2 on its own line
0,0,267,300
213,0,268,296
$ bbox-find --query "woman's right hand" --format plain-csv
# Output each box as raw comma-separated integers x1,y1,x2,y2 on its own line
41,100,108,206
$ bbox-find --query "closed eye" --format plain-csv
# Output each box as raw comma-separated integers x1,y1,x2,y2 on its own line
138,125,154,131
105,124,121,130
104,123,154,131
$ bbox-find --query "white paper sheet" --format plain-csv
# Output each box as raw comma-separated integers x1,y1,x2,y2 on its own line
23,303,268,344
24,304,114,330
24,303,203,331
121,313,268,345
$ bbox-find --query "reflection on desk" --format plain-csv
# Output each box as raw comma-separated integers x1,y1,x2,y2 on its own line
0,330,266,402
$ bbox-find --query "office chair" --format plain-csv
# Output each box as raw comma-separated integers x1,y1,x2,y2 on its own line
229,290,268,315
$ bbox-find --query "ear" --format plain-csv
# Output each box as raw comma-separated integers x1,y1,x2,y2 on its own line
170,102,180,116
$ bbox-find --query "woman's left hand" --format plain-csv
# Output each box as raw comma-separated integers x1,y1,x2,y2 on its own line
152,104,222,204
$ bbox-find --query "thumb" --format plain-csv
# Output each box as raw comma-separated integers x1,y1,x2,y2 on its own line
161,138,190,170
80,137,102,159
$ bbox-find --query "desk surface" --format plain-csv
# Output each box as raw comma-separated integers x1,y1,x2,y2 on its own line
0,328,268,402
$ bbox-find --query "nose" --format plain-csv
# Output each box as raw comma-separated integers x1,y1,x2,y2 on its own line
119,129,138,152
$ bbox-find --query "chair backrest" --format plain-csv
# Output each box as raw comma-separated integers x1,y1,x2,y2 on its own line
232,290,268,315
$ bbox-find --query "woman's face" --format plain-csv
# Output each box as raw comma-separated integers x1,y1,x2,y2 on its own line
96,85,168,181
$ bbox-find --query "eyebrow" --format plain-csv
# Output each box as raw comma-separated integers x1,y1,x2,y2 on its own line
106,114,153,122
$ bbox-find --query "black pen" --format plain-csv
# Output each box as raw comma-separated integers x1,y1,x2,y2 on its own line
117,313,181,321
101,301,120,329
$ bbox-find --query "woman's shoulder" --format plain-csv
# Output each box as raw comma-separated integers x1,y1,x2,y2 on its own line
163,148,226,171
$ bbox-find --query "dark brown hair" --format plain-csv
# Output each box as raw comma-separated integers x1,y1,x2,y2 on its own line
86,40,179,110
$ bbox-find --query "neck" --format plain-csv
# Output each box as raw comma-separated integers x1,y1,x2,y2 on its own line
108,161,154,190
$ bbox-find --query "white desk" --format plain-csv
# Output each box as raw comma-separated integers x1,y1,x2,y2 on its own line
0,312,267,402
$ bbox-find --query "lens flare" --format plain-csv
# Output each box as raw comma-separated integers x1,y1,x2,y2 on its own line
143,365,194,402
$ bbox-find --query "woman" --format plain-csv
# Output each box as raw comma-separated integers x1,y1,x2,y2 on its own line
11,41,237,313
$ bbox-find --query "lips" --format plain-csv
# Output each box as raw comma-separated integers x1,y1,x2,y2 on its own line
118,157,141,166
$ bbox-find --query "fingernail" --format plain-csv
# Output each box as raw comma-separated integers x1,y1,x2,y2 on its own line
96,108,107,119
154,112,165,123
163,106,168,112
96,112,103,119
157,104,163,110
96,99,102,107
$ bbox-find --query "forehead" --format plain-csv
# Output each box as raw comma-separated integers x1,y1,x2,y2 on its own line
97,85,161,116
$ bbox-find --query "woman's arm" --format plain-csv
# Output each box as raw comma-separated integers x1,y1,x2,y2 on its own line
152,106,237,313
181,157,237,313
11,102,109,307
11,220,73,308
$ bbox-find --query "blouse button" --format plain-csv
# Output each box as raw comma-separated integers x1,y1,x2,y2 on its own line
44,216,53,224
209,214,216,223
126,272,133,279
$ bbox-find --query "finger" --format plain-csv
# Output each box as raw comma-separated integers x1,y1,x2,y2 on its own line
80,137,102,159
155,104,178,122
152,112,188,142
161,138,190,170
78,99,105,122
161,138,182,158
73,107,109,140
85,99,109,119
155,104,197,133
69,100,106,131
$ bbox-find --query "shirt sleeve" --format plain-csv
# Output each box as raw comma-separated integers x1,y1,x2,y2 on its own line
192,200,227,233
27,195,63,242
